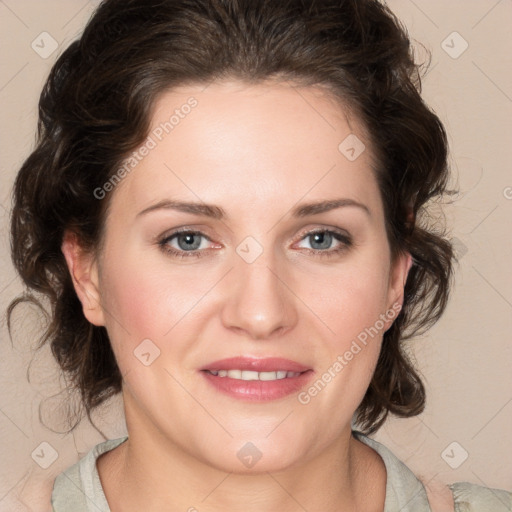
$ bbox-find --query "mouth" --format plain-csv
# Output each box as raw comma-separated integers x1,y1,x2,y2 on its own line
205,369,302,380
200,357,314,401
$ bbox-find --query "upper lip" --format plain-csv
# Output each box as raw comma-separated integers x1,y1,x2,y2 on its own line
200,357,311,373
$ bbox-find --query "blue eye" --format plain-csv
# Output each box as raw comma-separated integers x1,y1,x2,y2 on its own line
173,232,204,251
159,230,210,258
158,228,352,260
296,229,352,257
308,231,334,250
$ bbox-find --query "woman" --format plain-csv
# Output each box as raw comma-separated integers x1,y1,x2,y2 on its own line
8,0,511,510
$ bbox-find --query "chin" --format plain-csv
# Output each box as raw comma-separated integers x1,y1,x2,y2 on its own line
197,435,305,475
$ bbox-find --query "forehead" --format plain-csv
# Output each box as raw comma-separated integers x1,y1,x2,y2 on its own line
109,80,382,220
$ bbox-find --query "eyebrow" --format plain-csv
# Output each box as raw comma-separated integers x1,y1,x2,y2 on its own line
136,198,370,219
292,198,370,217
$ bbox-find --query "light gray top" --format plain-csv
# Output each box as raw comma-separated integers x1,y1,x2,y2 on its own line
51,432,512,511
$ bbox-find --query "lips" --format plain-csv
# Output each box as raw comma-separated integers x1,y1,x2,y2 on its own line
200,357,313,401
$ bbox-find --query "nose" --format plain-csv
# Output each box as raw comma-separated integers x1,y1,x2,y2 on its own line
220,250,298,340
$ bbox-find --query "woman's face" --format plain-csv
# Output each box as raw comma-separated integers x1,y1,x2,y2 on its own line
74,80,410,473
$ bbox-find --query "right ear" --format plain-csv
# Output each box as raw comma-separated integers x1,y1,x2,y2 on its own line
61,231,105,327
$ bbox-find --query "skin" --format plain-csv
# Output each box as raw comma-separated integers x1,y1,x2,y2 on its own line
62,80,414,512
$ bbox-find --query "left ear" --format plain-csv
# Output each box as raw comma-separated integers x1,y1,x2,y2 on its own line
386,250,412,316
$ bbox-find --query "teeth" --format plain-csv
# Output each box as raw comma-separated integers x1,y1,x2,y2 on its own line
259,371,278,381
207,369,301,381
241,370,259,380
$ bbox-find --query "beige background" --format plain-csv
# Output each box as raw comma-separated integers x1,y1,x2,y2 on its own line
0,1,511,510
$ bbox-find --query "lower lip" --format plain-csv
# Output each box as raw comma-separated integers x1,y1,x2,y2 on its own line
201,370,314,401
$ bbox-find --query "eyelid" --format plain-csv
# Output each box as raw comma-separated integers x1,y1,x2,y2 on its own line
158,226,217,244
158,227,220,249
294,224,350,239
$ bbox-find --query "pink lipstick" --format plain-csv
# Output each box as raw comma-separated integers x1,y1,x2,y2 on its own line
200,357,314,401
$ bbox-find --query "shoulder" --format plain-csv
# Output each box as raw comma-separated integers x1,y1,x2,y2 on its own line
352,431,512,512
424,479,512,512
449,481,512,512
51,436,128,512
353,430,432,511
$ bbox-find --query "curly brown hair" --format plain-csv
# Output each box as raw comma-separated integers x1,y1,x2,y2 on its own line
9,0,452,434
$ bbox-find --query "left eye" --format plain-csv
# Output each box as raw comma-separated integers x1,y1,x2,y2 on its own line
296,230,350,252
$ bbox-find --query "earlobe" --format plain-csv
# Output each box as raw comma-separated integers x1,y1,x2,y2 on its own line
61,231,105,327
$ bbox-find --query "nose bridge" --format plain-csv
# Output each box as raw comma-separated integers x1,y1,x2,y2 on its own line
220,240,297,339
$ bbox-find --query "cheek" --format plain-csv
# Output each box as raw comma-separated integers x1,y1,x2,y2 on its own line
97,255,180,354
294,252,391,407
102,270,170,335
296,307,385,438
302,256,391,347
97,249,222,368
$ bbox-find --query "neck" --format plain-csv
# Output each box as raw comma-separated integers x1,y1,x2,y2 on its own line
97,398,386,512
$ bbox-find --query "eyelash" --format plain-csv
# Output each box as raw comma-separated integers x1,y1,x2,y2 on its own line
157,227,352,260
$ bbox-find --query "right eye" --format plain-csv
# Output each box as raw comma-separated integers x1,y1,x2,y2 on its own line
158,230,215,259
